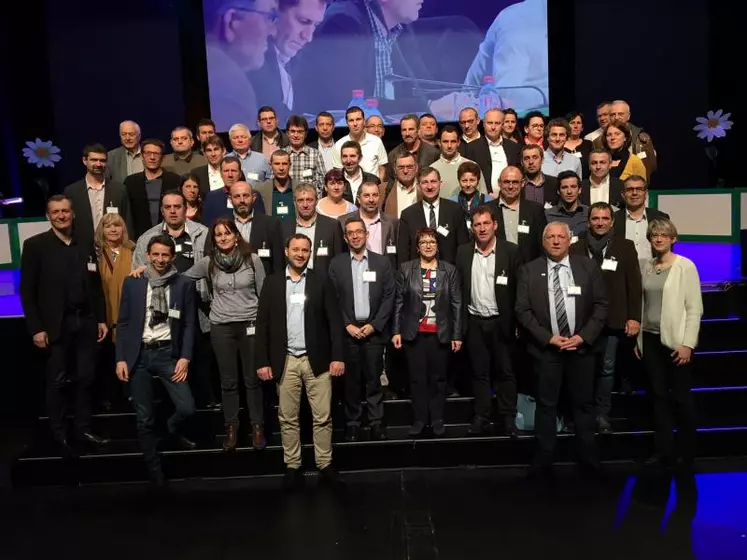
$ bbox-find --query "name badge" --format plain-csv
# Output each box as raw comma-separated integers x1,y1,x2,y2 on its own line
317,246,329,257
496,275,508,286
636,152,647,160
302,169,313,178
246,326,256,336
571,236,578,245
106,206,118,214
517,224,530,234
363,270,377,282
386,244,397,255
226,199,233,208
168,309,181,319
175,244,183,253
258,248,271,258
87,262,97,272
466,219,472,230
602,258,618,271
573,151,582,158
290,293,305,305
436,225,449,237
544,202,553,210
568,285,582,296
276,205,289,215
246,172,259,181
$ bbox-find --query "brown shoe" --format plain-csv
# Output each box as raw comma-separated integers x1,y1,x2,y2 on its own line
223,424,238,452
252,423,267,450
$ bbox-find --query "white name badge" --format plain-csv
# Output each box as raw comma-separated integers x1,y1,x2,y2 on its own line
226,199,233,208
168,309,181,319
317,246,329,257
636,152,647,160
466,219,472,230
568,285,582,296
363,270,377,282
276,205,289,215
258,248,271,258
175,244,183,253
496,275,508,286
301,169,313,178
602,259,618,271
437,225,449,237
290,293,305,305
571,236,578,245
386,244,397,255
87,262,97,272
246,172,259,181
106,206,119,214
517,224,530,234
544,202,553,210
246,326,256,336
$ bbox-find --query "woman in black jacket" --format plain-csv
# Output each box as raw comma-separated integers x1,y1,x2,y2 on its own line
392,227,463,437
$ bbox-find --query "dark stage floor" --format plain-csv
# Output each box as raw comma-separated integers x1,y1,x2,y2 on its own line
2,461,747,560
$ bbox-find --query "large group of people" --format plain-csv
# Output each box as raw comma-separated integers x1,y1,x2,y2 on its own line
19,98,702,492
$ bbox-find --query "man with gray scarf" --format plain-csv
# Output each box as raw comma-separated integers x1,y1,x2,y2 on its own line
116,234,198,487
571,202,642,434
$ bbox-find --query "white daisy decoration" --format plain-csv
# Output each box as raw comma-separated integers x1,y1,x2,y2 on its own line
21,138,62,168
693,110,733,142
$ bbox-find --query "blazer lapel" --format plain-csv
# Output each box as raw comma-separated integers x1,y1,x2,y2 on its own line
381,215,394,253
568,257,582,329
135,277,148,334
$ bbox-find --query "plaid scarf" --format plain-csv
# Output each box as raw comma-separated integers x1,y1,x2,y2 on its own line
144,264,177,327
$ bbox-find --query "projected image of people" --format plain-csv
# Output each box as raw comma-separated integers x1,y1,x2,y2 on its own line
203,0,549,131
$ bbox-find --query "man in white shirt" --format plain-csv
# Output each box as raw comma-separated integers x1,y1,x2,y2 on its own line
432,125,487,198
332,107,388,182
584,102,611,143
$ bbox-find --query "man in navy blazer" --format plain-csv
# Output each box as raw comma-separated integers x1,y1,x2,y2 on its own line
116,234,197,486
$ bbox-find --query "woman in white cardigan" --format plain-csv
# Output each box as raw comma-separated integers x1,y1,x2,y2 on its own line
636,218,703,471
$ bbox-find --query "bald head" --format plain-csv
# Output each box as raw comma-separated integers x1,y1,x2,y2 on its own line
498,166,524,204
484,109,505,142
230,181,255,218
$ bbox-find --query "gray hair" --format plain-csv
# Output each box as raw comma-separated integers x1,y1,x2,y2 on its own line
119,120,141,136
646,217,678,242
228,123,251,137
542,221,572,239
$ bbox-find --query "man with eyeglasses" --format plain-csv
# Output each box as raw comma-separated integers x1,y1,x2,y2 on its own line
458,107,482,148
107,120,143,185
251,106,290,159
203,0,279,131
613,175,669,268
282,115,327,195
162,126,207,175
381,152,418,218
124,139,182,237
365,115,386,139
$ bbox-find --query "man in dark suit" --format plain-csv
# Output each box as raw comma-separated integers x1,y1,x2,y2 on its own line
515,221,608,479
397,166,469,265
456,205,522,436
64,143,133,252
613,175,669,266
488,166,547,264
580,149,624,208
256,234,346,492
124,139,181,238
191,136,227,197
463,109,521,195
329,216,394,442
571,202,642,433
385,114,440,180
202,156,265,226
281,183,343,274
20,195,109,455
115,234,196,487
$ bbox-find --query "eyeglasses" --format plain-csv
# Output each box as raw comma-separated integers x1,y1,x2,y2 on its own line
624,187,647,193
418,240,437,246
529,123,544,129
346,229,366,237
396,165,416,171
501,180,522,186
650,233,671,240
143,151,162,157
233,7,280,24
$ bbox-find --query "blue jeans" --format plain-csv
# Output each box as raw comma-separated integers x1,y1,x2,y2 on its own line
595,333,619,417
129,346,195,472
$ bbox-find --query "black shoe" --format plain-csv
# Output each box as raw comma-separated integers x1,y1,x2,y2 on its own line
644,454,673,470
408,421,425,437
447,387,460,398
382,387,399,401
171,434,197,450
467,417,489,436
282,468,305,493
369,424,387,441
319,465,345,489
596,416,613,434
503,422,519,439
344,425,359,442
432,420,446,437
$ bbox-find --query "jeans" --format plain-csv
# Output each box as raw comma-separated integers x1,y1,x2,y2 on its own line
595,333,620,417
129,346,195,472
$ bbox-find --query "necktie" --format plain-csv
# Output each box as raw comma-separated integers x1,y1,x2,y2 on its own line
553,264,571,337
429,203,436,229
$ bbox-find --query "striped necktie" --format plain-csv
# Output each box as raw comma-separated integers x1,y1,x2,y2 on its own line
429,203,436,229
553,264,571,337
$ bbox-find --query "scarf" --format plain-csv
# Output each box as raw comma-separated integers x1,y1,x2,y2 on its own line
214,248,245,274
458,191,485,214
586,231,614,265
144,264,178,327
609,148,630,179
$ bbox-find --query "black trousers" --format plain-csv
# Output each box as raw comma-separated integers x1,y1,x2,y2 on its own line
343,336,385,426
190,331,218,407
404,334,449,424
45,313,99,441
210,322,263,426
642,332,697,461
467,314,517,422
532,346,597,466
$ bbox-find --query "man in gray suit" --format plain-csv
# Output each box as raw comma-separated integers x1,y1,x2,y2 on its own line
107,120,143,185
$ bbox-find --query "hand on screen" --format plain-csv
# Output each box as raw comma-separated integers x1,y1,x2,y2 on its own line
429,92,477,121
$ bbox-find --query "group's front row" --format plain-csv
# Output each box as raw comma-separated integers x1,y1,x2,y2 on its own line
21,195,703,490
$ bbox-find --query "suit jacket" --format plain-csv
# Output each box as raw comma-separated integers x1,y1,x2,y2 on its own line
192,164,215,198
281,213,344,275
393,259,462,344
338,209,399,270
571,236,642,330
125,170,182,238
346,171,380,204
328,251,395,343
249,130,289,154
106,146,134,185
397,198,469,265
515,255,608,353
64,179,134,252
20,230,106,341
248,41,291,125
115,275,197,373
463,137,522,194
455,240,522,339
488,198,547,264
612,207,669,238
385,142,440,182
580,177,624,208
255,267,345,378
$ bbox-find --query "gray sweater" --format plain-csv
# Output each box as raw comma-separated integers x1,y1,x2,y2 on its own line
184,254,265,324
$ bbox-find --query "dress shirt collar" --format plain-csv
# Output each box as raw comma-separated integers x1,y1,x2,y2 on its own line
625,208,648,222
162,220,190,237
423,198,440,210
85,176,106,190
350,249,369,262
362,212,382,225
589,173,610,189
547,254,571,270
474,238,496,256
398,181,416,192
487,136,504,147
234,210,254,223
285,266,308,281
438,153,463,165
